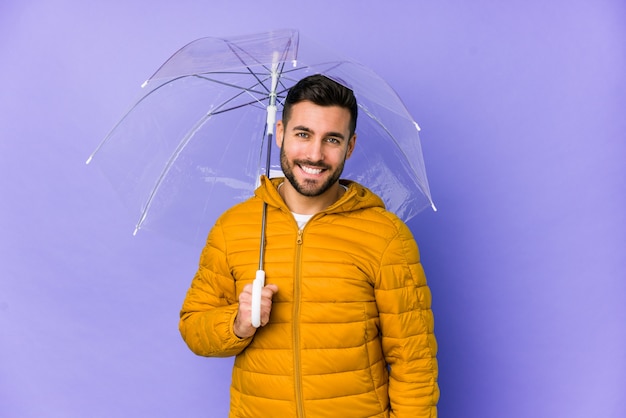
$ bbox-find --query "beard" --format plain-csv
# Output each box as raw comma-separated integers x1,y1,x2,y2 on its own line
279,145,346,197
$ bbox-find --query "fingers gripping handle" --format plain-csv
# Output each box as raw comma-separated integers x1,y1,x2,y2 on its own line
251,270,265,328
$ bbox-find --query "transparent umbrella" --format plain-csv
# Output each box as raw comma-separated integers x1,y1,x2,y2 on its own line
87,29,436,326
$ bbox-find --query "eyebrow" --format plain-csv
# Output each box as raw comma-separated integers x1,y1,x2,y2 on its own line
291,125,346,140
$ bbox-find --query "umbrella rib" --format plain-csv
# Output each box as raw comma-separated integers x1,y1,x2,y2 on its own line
192,73,276,114
224,33,297,95
224,40,275,96
133,88,270,233
193,73,272,96
91,34,302,165
358,104,435,208
133,110,214,234
86,75,190,164
87,72,281,166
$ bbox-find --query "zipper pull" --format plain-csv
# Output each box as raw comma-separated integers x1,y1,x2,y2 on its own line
296,229,303,245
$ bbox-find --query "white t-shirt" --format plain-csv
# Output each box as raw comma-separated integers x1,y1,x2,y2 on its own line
292,212,314,229
279,182,347,229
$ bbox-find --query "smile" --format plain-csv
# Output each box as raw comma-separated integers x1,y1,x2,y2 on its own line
300,165,325,175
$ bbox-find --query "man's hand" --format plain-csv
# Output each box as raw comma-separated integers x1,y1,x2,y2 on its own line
234,283,279,338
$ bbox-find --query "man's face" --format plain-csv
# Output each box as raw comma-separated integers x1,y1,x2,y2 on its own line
276,101,356,198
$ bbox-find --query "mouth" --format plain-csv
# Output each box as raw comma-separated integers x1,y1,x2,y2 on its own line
300,165,325,175
296,160,329,176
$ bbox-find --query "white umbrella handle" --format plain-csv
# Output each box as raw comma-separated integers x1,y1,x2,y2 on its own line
251,270,265,328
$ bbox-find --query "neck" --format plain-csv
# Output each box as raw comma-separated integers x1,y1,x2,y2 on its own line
278,181,345,215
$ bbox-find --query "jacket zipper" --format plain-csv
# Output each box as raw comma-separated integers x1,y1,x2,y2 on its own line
294,228,304,417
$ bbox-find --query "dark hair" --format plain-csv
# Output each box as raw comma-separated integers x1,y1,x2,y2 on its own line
282,74,358,137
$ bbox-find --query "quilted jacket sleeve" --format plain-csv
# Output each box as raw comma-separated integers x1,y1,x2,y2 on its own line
179,220,253,357
376,219,439,418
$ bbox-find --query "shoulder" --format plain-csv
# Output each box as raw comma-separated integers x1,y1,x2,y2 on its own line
342,202,414,241
206,195,264,246
217,195,263,224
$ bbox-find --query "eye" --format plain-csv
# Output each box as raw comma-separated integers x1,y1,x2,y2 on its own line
326,137,341,144
296,132,309,139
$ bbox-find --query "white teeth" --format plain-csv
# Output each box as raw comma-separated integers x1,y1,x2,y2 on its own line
301,166,322,174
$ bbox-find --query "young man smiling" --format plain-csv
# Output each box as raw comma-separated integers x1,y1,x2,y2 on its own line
276,97,356,213
180,75,439,417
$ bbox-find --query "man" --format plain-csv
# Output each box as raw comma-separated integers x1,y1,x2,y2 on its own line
180,74,439,417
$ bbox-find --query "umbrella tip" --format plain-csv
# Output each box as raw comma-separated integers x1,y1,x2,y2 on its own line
413,121,421,132
141,80,149,88
85,155,93,165
431,202,437,212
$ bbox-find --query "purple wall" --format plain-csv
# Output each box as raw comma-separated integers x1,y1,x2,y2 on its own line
1,1,624,417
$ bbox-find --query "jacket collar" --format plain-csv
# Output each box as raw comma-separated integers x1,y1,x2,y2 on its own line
254,176,385,216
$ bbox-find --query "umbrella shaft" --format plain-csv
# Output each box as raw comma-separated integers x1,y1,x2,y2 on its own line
258,130,274,271
259,201,268,271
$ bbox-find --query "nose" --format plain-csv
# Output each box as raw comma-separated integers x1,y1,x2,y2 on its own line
305,139,324,162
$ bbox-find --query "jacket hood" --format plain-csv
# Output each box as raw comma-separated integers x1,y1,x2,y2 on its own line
254,176,385,215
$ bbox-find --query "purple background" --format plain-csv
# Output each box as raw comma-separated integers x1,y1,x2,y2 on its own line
1,1,624,417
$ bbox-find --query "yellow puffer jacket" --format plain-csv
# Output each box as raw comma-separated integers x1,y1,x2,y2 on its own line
180,177,438,418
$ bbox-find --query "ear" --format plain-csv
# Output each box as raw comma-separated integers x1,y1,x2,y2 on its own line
275,120,284,147
346,134,357,159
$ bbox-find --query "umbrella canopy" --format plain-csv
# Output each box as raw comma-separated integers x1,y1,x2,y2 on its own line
87,29,436,246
